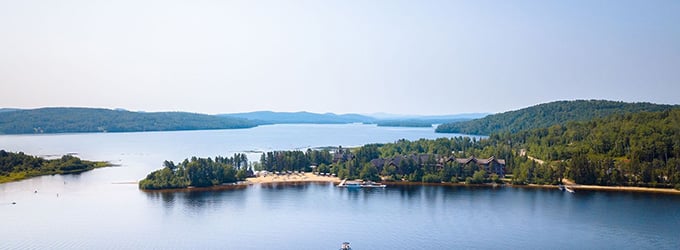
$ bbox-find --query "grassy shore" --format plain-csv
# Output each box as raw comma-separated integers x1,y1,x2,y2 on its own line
0,161,112,184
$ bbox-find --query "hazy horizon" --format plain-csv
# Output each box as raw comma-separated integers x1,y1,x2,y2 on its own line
2,1,679,115
0,98,676,116
1,105,494,116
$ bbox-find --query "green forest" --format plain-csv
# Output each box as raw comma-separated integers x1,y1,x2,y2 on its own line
251,109,680,189
436,100,676,135
0,108,256,134
0,150,109,183
499,109,680,187
254,138,519,184
139,154,251,190
139,103,680,190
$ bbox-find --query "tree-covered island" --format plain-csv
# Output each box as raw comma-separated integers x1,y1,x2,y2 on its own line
139,154,251,190
0,150,111,183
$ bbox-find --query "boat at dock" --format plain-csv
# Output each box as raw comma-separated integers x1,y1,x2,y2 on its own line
558,184,575,193
338,179,386,188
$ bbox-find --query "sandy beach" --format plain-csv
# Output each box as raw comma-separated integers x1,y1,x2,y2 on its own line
246,172,341,184
507,182,680,195
567,184,680,194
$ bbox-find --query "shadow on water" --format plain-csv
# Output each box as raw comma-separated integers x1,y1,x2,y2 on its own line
395,185,421,200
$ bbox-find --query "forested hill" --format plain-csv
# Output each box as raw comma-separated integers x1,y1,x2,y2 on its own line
436,100,676,135
502,108,680,186
0,108,256,134
219,111,486,126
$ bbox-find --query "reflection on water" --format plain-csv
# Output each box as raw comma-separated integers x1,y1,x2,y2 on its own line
143,186,251,212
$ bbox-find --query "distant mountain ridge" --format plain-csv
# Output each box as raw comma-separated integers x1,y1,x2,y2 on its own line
435,100,678,135
219,111,374,124
0,108,21,113
219,111,484,126
368,113,488,120
0,107,256,134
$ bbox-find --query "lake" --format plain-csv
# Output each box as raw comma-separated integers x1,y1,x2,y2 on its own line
1,124,679,249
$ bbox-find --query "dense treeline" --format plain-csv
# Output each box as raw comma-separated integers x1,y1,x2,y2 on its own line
330,138,530,184
258,149,333,172
253,109,680,188
0,150,108,183
253,138,523,184
498,109,680,187
436,100,676,135
139,105,680,190
0,108,256,134
139,154,251,190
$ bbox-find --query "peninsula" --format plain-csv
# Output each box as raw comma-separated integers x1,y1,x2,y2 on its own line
0,150,111,183
139,101,680,194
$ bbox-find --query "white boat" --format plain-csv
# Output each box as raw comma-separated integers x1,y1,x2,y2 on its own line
338,179,386,188
565,186,575,193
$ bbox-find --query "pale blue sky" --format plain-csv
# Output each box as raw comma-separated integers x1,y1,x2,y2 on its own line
1,0,678,115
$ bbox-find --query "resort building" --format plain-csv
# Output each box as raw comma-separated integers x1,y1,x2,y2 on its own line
440,156,506,177
369,154,507,177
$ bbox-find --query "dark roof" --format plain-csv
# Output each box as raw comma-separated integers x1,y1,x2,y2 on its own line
455,157,475,164
443,156,506,165
371,155,505,168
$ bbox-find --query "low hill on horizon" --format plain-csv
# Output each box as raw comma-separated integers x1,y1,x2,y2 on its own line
219,111,486,126
435,100,678,135
219,111,374,124
0,107,256,134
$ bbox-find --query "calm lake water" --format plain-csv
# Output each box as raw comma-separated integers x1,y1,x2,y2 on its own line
1,124,679,249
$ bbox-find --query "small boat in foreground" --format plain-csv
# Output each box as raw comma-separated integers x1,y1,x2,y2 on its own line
338,179,386,188
340,242,351,250
565,186,575,193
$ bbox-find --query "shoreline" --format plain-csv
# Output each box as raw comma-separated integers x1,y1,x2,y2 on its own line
562,184,680,195
507,183,680,195
140,182,250,193
140,174,680,195
0,161,115,184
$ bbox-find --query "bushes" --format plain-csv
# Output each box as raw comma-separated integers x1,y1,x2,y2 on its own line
422,174,442,183
466,170,487,184
0,150,105,183
139,156,245,190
